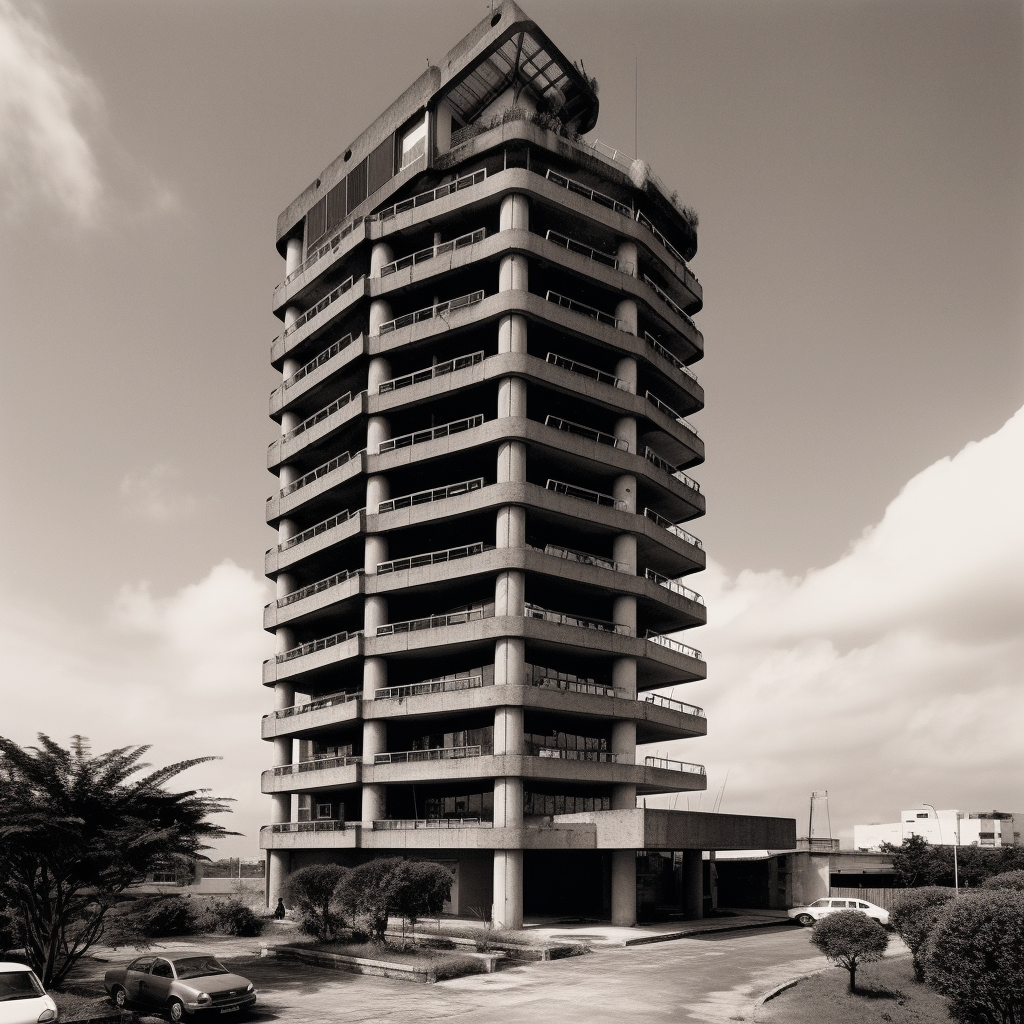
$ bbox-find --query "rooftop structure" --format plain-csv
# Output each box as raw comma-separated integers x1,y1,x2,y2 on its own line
854,807,1021,852
261,0,793,926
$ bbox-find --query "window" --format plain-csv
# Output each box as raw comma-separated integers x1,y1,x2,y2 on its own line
830,900,849,908
128,958,155,974
809,899,829,907
401,116,428,170
857,902,871,909
151,961,173,979
916,813,929,819
316,803,332,819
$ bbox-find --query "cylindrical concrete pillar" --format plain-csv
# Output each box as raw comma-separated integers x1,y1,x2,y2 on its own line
494,637,526,687
500,193,530,232
612,657,637,698
285,237,303,279
278,518,297,548
613,595,636,636
270,791,289,824
367,415,390,454
613,474,637,513
611,850,637,926
493,849,524,929
493,777,524,829
362,656,387,701
366,473,390,514
275,573,295,601
364,595,388,635
267,850,289,909
498,314,528,354
369,298,393,336
615,356,638,393
493,705,524,755
498,377,527,419
283,305,301,332
613,415,636,453
274,682,296,711
282,357,301,379
364,534,388,574
361,784,386,823
367,356,392,394
496,506,526,549
615,297,638,336
274,627,294,655
370,241,394,278
281,411,301,436
616,239,638,278
612,534,637,575
362,719,386,761
279,465,299,491
494,570,525,618
683,850,704,920
273,736,291,768
497,440,527,484
612,720,636,766
499,253,528,293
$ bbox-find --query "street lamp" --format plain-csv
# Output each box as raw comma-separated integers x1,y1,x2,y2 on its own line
922,803,959,894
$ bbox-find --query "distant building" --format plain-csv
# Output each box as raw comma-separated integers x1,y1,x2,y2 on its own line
854,807,1020,851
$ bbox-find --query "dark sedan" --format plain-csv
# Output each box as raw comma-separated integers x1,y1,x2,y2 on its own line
104,952,256,1021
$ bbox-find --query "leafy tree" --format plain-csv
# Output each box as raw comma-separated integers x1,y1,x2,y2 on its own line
283,864,348,941
882,835,943,887
392,862,452,945
337,858,404,943
926,890,1024,1024
982,870,1024,892
889,886,955,981
0,734,233,988
810,911,889,992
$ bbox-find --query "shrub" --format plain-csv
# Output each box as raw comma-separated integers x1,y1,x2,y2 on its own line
202,898,265,937
926,890,1024,1024
431,955,486,981
981,869,1024,892
392,862,452,943
810,910,889,992
890,886,955,981
337,858,403,943
283,864,348,942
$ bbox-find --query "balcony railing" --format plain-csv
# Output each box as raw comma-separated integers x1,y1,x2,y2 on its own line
544,169,633,218
531,676,616,698
544,230,618,269
374,745,483,764
272,755,361,776
546,352,633,392
279,390,366,444
276,568,363,608
545,478,627,511
284,219,366,287
277,506,363,552
278,448,365,498
525,602,631,636
541,543,627,573
375,169,487,223
378,414,484,454
545,290,622,330
378,290,484,335
643,692,705,718
284,275,363,337
378,351,483,394
380,228,486,277
645,391,700,437
275,629,362,664
267,820,358,833
267,690,361,719
377,606,491,636
377,477,484,514
643,446,701,493
643,507,703,550
643,274,700,336
377,541,490,575
644,630,704,661
544,415,628,451
634,209,691,274
273,333,359,400
644,755,706,776
533,748,620,763
372,818,491,830
644,331,699,383
644,568,705,605
375,673,488,701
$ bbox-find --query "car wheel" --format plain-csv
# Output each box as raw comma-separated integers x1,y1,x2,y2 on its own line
168,998,189,1022
111,987,128,1009
796,913,814,927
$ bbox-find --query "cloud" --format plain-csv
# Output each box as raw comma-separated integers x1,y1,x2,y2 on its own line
119,464,201,522
0,0,101,222
656,406,1024,839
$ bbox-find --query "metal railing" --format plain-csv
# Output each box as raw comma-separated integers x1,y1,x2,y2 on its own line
643,274,700,337
279,390,366,444
375,674,488,700
377,607,490,636
377,542,490,575
533,748,620,763
644,630,704,661
278,506,363,552
269,690,361,719
284,275,363,337
377,477,484,514
544,415,628,450
378,414,483,454
279,448,365,498
285,218,366,286
525,602,631,636
374,745,483,764
545,479,627,510
643,507,703,549
644,755,706,775
531,676,615,698
545,290,622,330
276,568,363,608
542,544,626,573
380,228,486,276
372,818,491,830
273,334,359,399
378,290,484,335
635,209,692,273
645,391,700,437
268,820,357,833
643,692,705,718
589,139,635,171
546,352,633,392
544,169,633,218
275,629,362,664
273,755,361,776
643,447,701,493
644,331,698,383
374,169,487,223
378,352,483,394
644,568,705,605
545,230,618,269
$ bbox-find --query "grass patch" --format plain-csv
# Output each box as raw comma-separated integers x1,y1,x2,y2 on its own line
311,941,486,977
419,924,546,947
51,992,115,1021
758,957,951,1024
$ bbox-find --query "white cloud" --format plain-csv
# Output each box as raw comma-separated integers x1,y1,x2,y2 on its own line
656,406,1024,838
119,464,200,522
0,0,101,222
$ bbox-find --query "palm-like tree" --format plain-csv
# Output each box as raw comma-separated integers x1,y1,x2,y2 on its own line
0,734,235,988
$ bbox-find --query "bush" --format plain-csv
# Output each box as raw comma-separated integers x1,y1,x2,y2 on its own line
103,895,200,947
810,911,889,992
202,899,265,937
926,890,1024,1024
283,864,348,942
337,859,402,943
982,869,1024,892
890,887,956,981
431,955,486,981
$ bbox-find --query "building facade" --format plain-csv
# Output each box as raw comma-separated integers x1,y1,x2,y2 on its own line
854,807,1020,852
261,1,793,926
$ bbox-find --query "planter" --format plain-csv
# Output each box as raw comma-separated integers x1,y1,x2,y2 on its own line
275,944,502,983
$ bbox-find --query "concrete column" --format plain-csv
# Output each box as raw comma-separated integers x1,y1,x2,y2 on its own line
369,298,393,336
616,239,639,279
613,474,637,513
278,519,296,549
615,356,638,393
267,851,289,909
612,721,636,766
366,473,389,514
612,657,637,698
364,534,388,574
364,595,388,635
613,534,637,575
282,357,301,379
274,627,294,656
613,595,637,636
498,314,528,354
492,850,524,929
494,637,526,686
285,237,303,278
367,356,392,394
270,792,289,824
370,241,394,279
615,297,638,336
498,377,527,419
496,506,526,549
274,682,296,712
611,850,637,926
497,440,527,484
495,570,525,618
499,253,528,293
279,465,299,491
284,305,301,332
362,656,387,702
614,416,637,455
362,679,388,824
275,573,295,602
500,193,530,232
367,416,390,455
494,705,524,756
683,850,704,920
493,777,524,828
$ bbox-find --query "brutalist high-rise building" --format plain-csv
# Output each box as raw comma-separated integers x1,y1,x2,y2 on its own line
262,2,793,927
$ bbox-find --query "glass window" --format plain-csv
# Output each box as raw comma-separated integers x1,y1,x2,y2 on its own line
401,117,428,170
857,902,870,909
809,900,829,907
151,961,173,979
128,958,155,974
315,803,332,819
172,957,228,981
830,900,849,908
0,970,45,1000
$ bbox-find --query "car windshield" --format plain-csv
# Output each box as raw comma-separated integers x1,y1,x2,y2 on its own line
809,899,829,907
0,971,45,1001
172,957,229,981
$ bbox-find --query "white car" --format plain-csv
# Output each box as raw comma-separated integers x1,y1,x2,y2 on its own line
788,897,890,927
0,962,58,1024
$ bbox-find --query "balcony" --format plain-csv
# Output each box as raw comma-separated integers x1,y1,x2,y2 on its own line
283,275,363,338
643,507,702,550
544,230,618,270
645,391,699,438
265,820,358,833
377,352,483,394
378,291,484,335
644,568,704,606
644,446,701,492
275,567,363,608
285,221,366,287
644,755,706,776
544,169,633,218
374,745,485,765
644,630,703,662
266,690,360,720
545,478,627,511
530,673,618,699
272,755,361,776
374,168,486,223
380,228,486,277
540,543,628,573
545,290,622,330
545,352,633,393
271,333,360,405
375,673,490,700
524,602,630,636
643,692,705,718
275,629,363,664
372,818,491,830
544,415,629,451
378,414,484,454
532,748,620,763
378,477,484,514
644,331,698,384
642,274,700,338
277,506,363,553
279,390,366,444
376,606,491,637
279,448,365,498
377,542,491,575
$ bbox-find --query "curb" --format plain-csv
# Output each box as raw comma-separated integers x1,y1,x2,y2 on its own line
621,917,793,946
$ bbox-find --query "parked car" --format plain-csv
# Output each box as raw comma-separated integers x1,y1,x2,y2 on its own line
0,962,58,1024
104,952,255,1021
788,897,889,927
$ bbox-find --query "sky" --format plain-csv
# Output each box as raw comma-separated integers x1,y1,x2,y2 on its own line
0,0,1021,858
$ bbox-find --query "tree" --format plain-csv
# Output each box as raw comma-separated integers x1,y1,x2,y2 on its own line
981,870,1024,892
0,734,233,988
882,835,943,887
336,858,404,943
889,886,955,981
926,890,1024,1024
810,911,889,992
392,862,452,945
282,864,348,942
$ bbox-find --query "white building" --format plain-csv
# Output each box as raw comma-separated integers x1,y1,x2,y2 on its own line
854,807,1020,851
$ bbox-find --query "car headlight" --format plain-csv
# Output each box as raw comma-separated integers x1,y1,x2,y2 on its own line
38,1010,58,1023
246,984,254,993
196,993,212,1004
